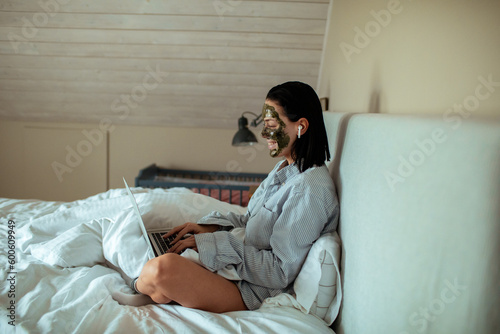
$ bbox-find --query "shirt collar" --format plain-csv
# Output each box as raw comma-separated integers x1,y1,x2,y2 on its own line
272,160,300,185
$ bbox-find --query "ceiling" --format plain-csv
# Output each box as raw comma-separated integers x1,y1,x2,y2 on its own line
0,0,330,129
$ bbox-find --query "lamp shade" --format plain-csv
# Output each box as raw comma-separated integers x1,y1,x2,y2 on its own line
232,116,258,146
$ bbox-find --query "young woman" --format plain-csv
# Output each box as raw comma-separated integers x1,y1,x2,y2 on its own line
134,81,339,313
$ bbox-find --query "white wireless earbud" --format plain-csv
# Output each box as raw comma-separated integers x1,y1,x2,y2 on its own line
298,125,303,138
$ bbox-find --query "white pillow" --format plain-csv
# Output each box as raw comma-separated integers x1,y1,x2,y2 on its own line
294,231,342,325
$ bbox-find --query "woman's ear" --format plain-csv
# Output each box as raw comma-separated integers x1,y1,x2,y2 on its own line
297,118,309,138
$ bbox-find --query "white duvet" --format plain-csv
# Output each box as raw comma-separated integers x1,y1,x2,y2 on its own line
0,187,338,334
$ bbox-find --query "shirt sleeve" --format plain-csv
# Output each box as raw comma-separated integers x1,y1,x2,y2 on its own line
195,189,332,289
196,210,249,229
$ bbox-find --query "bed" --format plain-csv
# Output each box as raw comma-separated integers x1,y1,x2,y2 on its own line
0,185,341,333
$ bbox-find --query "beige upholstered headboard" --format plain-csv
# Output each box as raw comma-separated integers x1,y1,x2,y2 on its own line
323,112,500,334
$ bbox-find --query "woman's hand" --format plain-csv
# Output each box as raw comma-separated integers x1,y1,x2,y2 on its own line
167,235,197,254
163,223,218,254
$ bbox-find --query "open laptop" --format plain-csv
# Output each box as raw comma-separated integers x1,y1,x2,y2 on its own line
123,178,176,260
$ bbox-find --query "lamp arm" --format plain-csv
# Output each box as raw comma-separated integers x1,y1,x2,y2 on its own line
242,111,263,127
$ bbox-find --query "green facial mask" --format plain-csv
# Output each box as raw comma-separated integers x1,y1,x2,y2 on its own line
261,104,290,158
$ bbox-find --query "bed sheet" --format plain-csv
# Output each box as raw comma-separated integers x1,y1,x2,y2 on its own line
0,188,335,334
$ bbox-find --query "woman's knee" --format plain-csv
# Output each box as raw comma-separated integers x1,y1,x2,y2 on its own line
146,253,181,283
138,253,181,302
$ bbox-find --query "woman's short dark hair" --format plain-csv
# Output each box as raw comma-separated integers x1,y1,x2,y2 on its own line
266,81,331,172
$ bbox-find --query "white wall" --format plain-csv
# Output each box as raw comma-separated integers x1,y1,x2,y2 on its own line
318,0,500,116
0,120,275,201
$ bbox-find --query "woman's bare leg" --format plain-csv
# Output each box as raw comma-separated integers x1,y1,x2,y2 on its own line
136,253,247,313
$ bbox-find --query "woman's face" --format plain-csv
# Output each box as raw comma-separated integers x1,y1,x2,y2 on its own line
261,99,295,162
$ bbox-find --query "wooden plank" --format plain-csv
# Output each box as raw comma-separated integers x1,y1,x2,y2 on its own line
0,12,326,35
0,74,317,96
0,74,274,97
0,55,320,76
0,81,312,103
0,111,242,130
0,102,235,118
1,105,241,122
0,0,329,19
0,42,322,65
0,66,316,89
0,27,324,50
0,90,267,109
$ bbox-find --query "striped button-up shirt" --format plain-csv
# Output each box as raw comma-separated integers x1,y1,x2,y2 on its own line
195,160,339,310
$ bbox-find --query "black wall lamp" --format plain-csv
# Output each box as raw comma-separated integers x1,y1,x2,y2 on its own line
231,112,263,146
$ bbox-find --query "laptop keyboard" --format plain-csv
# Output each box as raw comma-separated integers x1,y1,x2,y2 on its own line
151,232,176,254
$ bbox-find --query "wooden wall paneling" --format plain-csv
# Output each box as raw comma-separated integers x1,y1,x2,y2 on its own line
0,91,260,110
0,27,325,49
0,69,315,88
0,0,329,128
0,0,329,18
0,42,322,63
0,83,269,101
0,12,326,35
0,55,320,76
